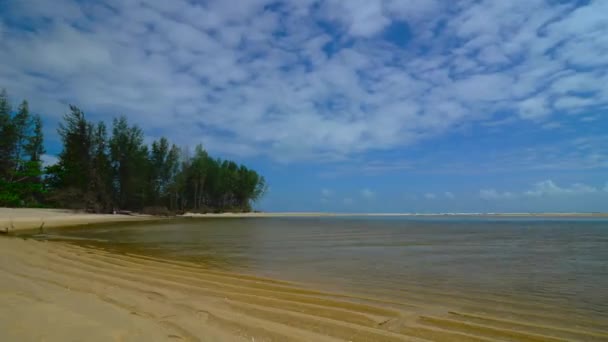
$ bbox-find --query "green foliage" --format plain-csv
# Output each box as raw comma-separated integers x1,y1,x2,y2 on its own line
0,89,15,179
1,89,267,212
149,137,180,206
90,122,113,211
12,100,31,164
110,116,150,210
56,105,94,192
0,91,45,206
26,115,44,162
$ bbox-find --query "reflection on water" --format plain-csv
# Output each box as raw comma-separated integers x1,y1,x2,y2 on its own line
45,216,608,317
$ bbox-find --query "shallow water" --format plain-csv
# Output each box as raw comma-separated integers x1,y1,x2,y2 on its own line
45,216,608,318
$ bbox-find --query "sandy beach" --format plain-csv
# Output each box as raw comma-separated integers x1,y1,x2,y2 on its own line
2,209,608,341
4,237,608,341
0,208,156,233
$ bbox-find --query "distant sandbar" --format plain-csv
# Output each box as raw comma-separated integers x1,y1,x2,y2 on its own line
3,208,606,234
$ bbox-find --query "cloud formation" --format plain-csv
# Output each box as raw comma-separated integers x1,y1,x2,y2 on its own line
479,189,516,200
321,188,334,198
1,0,607,161
524,180,598,197
361,188,375,199
481,180,604,200
320,188,333,203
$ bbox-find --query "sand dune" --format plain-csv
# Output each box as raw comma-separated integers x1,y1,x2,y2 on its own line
1,236,606,341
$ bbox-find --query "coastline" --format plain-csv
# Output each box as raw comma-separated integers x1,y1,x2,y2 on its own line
3,207,607,234
183,211,608,218
0,208,156,233
1,212,607,341
3,238,607,341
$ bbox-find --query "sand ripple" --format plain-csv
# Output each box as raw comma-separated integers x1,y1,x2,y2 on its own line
1,237,606,341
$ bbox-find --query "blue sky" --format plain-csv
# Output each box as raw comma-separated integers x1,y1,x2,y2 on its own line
1,0,607,212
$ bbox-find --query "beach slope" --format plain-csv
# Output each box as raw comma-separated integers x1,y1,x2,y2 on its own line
0,208,153,233
2,236,607,341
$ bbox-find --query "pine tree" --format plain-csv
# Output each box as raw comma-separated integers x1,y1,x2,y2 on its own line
110,116,149,210
0,89,14,180
149,137,180,207
25,114,45,162
0,94,46,206
11,100,31,174
90,122,112,212
22,114,45,203
0,88,267,211
53,105,94,208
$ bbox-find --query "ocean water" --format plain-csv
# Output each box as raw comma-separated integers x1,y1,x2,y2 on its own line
45,216,608,318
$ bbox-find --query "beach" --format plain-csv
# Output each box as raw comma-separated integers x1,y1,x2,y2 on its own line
1,237,422,341
4,237,608,342
0,208,156,233
1,209,608,341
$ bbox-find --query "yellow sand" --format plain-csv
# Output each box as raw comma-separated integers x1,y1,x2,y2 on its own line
1,209,607,341
0,208,154,233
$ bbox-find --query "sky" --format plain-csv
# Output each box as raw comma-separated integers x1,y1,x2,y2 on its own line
1,0,607,213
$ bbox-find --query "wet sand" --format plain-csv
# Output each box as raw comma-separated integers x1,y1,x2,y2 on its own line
1,236,607,341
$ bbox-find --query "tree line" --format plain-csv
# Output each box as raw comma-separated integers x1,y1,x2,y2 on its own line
0,89,266,213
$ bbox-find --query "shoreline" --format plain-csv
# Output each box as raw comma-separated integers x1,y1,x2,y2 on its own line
3,207,607,234
2,212,607,341
183,211,608,218
2,238,606,341
0,208,157,233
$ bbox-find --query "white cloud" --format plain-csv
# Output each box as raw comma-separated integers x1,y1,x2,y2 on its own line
450,73,513,102
604,183,608,192
581,115,600,123
444,191,455,199
321,188,333,197
424,193,436,199
541,122,562,130
481,180,602,200
553,96,597,111
361,188,375,199
320,188,333,203
525,180,598,197
518,97,549,120
479,189,516,200
343,197,354,205
40,154,59,167
323,0,389,37
0,0,606,161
